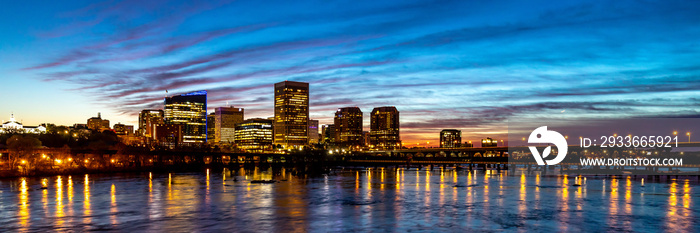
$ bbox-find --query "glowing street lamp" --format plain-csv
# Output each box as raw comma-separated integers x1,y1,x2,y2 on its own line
673,131,678,136
687,132,691,142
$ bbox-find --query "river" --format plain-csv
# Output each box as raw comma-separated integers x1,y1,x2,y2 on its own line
0,167,697,232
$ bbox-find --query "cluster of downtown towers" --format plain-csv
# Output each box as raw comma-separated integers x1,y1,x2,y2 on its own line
138,81,401,151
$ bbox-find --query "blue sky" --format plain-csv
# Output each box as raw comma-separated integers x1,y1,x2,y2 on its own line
1,0,699,144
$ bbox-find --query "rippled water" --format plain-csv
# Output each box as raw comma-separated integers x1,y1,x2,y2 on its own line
0,167,697,232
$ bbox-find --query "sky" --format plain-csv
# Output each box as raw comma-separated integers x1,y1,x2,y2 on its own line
1,0,700,144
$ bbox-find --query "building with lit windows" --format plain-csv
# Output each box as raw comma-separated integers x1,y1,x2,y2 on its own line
334,107,363,147
207,113,216,142
235,118,273,152
273,81,309,148
322,124,335,144
308,119,319,144
87,112,110,132
370,106,400,150
440,129,461,148
211,106,244,144
0,114,46,134
164,90,207,143
462,141,474,148
138,109,164,139
154,124,182,147
113,123,134,135
481,137,497,147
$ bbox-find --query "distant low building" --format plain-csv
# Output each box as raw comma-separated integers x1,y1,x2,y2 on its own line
72,123,88,130
154,124,183,146
114,123,134,135
481,138,497,147
0,114,46,134
440,129,461,148
87,113,110,132
462,140,474,148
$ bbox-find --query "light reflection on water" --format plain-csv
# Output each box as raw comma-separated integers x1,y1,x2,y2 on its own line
0,168,698,232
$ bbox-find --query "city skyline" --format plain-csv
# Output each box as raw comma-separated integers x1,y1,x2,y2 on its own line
2,0,700,144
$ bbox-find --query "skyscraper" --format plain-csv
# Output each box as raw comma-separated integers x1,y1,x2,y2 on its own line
370,106,400,150
212,106,244,143
164,90,207,143
138,109,164,139
440,129,461,148
308,119,319,144
334,107,363,147
273,81,309,148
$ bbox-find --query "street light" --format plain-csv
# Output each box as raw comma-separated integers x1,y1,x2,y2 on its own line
673,131,678,136
687,132,691,142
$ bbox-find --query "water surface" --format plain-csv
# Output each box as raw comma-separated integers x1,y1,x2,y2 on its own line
0,168,697,232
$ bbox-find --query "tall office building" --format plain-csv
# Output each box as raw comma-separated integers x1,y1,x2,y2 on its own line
273,81,309,148
235,118,273,152
212,106,244,143
440,129,461,148
334,107,363,147
164,90,207,143
138,109,164,139
369,106,400,150
308,119,319,144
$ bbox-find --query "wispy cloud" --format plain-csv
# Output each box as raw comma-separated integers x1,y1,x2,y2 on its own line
9,0,700,143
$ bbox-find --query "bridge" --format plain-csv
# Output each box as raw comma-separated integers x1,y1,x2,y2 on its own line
362,142,700,157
